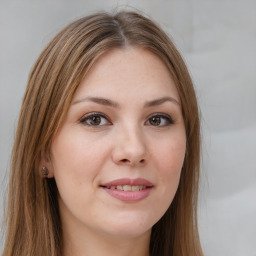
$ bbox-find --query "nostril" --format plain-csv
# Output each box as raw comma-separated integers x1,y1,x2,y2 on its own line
119,158,146,165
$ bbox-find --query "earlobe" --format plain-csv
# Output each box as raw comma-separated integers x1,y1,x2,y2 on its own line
40,152,54,178
41,166,49,178
39,164,54,178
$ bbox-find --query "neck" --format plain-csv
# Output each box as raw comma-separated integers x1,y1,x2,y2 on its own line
63,227,151,256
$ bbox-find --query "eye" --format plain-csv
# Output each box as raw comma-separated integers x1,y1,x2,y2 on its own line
146,113,174,127
80,112,111,127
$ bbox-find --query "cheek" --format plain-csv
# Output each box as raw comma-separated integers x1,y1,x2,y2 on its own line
151,134,186,206
51,129,109,175
155,134,186,174
50,130,115,208
50,131,111,211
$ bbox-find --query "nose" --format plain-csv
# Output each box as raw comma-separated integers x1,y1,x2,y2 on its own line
111,125,148,167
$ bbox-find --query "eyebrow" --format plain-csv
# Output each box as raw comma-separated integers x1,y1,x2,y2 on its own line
72,96,180,108
144,96,180,107
72,97,119,107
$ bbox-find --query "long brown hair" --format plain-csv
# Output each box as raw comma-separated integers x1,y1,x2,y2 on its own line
2,11,203,256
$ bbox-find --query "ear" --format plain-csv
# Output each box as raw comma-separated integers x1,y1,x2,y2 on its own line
39,152,54,178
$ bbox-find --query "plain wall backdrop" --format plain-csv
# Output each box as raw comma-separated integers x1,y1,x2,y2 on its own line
0,0,255,255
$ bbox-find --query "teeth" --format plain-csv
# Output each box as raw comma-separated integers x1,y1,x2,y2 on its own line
123,185,131,191
132,186,139,191
106,185,147,191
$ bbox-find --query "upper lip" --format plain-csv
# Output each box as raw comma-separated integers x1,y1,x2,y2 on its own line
101,178,153,187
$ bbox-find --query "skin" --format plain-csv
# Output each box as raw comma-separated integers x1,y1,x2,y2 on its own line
43,47,186,256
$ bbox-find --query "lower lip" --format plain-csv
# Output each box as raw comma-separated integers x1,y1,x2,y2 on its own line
102,187,152,202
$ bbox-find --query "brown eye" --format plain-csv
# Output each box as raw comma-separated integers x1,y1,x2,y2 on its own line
146,114,174,127
149,116,161,126
80,113,111,127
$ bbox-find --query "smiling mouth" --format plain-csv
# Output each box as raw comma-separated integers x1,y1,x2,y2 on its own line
100,178,153,202
101,185,150,191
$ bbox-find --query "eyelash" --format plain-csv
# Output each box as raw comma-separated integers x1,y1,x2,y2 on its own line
146,113,174,127
79,112,174,127
79,112,111,127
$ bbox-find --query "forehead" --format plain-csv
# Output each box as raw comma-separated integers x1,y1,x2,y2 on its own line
73,47,180,102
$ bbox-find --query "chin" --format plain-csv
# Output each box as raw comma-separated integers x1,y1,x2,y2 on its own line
98,213,156,239
103,224,152,239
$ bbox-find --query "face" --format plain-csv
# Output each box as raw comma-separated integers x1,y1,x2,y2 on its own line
46,47,186,240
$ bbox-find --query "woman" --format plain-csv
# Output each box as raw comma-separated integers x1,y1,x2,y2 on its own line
2,11,203,256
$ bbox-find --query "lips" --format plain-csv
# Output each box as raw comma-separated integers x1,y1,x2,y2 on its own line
100,178,153,202
101,178,153,187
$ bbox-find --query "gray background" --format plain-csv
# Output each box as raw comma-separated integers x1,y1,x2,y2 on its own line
0,0,255,255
